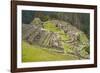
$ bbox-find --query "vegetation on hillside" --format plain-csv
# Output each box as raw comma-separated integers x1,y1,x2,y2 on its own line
22,10,90,62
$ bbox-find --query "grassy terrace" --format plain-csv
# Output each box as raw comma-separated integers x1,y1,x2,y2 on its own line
22,41,78,62
43,21,59,32
22,21,89,62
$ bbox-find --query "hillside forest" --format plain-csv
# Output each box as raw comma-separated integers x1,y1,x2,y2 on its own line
22,10,90,62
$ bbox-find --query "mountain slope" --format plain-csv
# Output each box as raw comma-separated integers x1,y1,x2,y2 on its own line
22,19,89,62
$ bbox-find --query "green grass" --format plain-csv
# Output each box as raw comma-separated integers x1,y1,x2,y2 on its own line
22,41,78,62
22,20,89,62
43,21,60,32
79,32,89,44
43,21,70,41
58,30,70,41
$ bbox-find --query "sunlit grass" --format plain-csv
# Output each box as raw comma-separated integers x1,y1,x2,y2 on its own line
43,21,60,32
22,20,89,62
22,41,78,62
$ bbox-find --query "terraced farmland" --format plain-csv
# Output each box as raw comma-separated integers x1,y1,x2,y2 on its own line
22,19,89,62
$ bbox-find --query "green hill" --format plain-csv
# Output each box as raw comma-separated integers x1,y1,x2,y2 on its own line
22,19,89,62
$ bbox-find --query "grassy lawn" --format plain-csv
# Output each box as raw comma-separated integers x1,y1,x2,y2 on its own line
22,41,78,62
